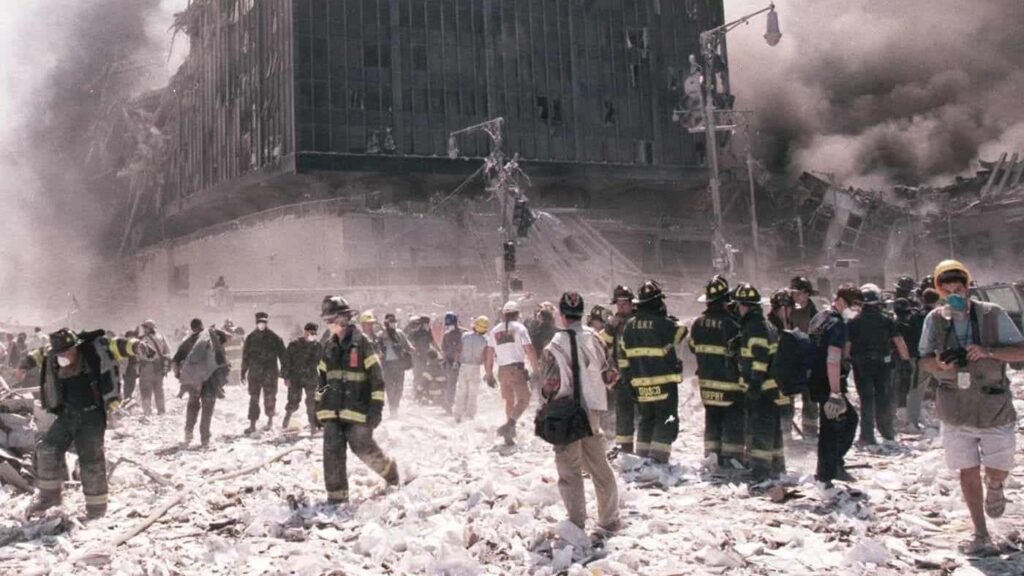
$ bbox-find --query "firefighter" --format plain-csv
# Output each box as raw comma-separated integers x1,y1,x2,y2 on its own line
768,289,796,440
892,296,917,429
894,275,919,305
222,319,244,385
241,312,287,433
588,304,617,443
734,283,789,480
378,312,413,416
688,275,745,466
317,296,399,503
441,312,465,414
619,280,688,463
282,322,323,432
136,319,171,417
608,285,639,454
25,328,151,518
848,284,910,445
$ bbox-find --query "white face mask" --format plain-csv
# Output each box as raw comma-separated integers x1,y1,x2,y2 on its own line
306,334,317,342
256,322,267,331
842,308,858,321
56,355,72,367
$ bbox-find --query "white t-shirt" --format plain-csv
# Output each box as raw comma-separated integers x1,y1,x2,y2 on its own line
486,321,532,367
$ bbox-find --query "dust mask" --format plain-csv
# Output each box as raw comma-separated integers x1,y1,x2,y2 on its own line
842,308,858,321
257,322,267,331
306,334,317,342
946,294,967,312
57,356,72,367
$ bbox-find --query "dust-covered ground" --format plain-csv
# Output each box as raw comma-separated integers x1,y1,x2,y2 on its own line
2,373,1023,575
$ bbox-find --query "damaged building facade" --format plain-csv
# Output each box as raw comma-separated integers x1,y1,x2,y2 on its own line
99,0,757,326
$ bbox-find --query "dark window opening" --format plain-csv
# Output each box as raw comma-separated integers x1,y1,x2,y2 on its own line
349,89,365,110
603,101,616,125
630,64,640,88
552,98,563,124
412,49,428,71
536,96,549,121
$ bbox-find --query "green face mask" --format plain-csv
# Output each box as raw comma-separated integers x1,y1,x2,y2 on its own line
947,293,966,312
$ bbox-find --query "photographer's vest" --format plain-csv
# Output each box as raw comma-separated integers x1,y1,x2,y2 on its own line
926,300,1016,428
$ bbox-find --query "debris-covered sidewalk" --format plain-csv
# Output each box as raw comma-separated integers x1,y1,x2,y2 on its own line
1,374,1022,575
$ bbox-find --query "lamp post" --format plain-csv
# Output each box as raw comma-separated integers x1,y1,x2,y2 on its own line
697,3,781,274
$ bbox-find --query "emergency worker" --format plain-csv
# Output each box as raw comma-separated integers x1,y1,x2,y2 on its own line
241,312,287,433
136,319,171,417
317,296,399,503
608,285,638,454
790,276,819,437
688,275,745,465
282,322,323,431
619,280,688,463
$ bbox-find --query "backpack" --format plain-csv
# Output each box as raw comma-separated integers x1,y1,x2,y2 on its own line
770,328,816,396
179,331,218,391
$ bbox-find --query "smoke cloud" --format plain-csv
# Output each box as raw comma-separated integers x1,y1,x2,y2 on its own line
0,0,186,323
724,0,1024,188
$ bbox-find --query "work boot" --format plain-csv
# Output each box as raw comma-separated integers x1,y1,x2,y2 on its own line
834,466,858,483
26,490,62,518
282,411,293,429
499,420,516,446
265,417,273,430
85,503,107,520
383,460,401,486
244,421,257,435
184,431,193,446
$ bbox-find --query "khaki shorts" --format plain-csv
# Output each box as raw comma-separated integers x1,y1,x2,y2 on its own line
941,422,1016,471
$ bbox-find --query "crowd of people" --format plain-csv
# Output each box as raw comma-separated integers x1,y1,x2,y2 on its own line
11,258,1023,555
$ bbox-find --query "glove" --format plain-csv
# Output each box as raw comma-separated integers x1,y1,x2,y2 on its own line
486,374,497,388
823,394,847,420
746,382,762,401
106,400,121,413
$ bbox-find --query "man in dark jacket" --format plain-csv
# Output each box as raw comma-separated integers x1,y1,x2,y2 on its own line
241,311,286,433
25,329,150,518
318,296,399,503
407,315,436,399
790,276,820,438
282,322,323,431
848,284,910,445
378,313,412,416
173,319,228,447
441,312,465,414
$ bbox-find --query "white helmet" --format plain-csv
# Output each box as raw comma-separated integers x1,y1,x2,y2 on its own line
501,300,520,314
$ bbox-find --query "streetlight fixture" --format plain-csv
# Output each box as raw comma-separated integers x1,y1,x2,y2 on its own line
697,3,780,275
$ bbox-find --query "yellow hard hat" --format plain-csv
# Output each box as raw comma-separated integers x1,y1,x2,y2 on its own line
358,311,377,324
473,316,491,333
933,260,972,293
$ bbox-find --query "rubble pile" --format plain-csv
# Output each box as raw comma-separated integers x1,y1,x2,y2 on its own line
0,374,1022,575
0,383,37,493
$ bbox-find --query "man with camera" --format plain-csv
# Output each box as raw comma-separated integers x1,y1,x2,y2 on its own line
919,260,1024,555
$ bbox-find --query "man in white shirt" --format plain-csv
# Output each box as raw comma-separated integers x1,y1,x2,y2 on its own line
485,301,539,446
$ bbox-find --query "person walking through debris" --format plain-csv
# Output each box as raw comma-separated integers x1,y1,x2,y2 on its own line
317,296,399,504
136,319,172,417
221,319,244,386
484,300,539,446
608,285,638,455
25,328,152,519
241,311,286,433
441,312,465,414
619,280,688,464
539,291,620,534
768,288,798,441
379,312,413,416
453,316,489,423
734,283,789,480
588,304,618,444
407,315,437,398
904,288,941,430
848,284,910,445
790,276,820,438
121,329,140,402
282,322,323,432
689,275,745,467
173,319,228,448
919,260,1024,556
528,303,558,359
808,284,862,486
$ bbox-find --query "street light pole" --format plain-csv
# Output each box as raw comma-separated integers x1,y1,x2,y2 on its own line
697,3,780,275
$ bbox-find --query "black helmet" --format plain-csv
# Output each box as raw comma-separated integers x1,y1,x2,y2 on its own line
49,328,79,354
705,274,731,303
860,283,882,304
611,284,635,304
790,276,817,295
893,297,912,314
770,288,794,309
733,283,763,305
919,274,934,295
894,275,916,294
321,296,353,319
588,304,608,323
635,280,665,305
559,291,585,318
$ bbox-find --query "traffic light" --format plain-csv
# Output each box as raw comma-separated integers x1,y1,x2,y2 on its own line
503,241,516,272
512,199,535,238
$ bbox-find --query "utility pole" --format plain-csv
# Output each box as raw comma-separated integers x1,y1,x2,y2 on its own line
747,151,761,286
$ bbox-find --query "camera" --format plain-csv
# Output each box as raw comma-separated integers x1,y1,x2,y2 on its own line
940,347,969,368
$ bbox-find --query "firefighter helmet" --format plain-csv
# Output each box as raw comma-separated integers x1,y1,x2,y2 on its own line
49,328,79,354
705,274,731,303
770,288,794,309
732,283,763,305
444,312,458,327
894,275,916,294
933,260,972,291
321,296,353,319
589,304,608,323
919,275,934,295
789,276,817,295
634,280,665,305
558,291,585,318
358,311,377,324
501,300,520,314
611,284,635,304
860,283,882,304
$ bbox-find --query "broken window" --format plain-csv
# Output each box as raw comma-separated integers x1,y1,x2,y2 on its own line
349,89,365,110
603,100,616,125
630,64,640,88
637,140,653,165
536,96,549,121
551,98,563,124
626,28,650,58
